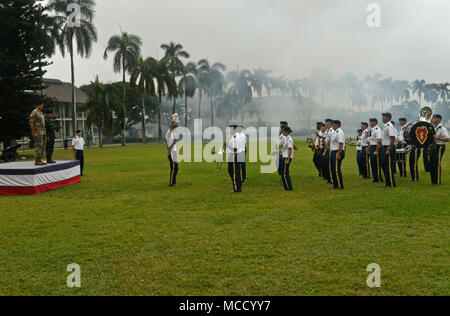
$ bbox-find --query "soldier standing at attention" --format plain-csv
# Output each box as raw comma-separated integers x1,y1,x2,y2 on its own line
322,119,334,185
280,126,294,191
430,114,449,185
278,121,288,177
72,130,85,176
355,129,363,176
360,122,371,179
29,101,46,166
396,118,408,177
45,110,57,164
381,113,397,188
313,122,325,177
226,125,244,193
165,117,179,187
368,118,383,183
330,120,346,190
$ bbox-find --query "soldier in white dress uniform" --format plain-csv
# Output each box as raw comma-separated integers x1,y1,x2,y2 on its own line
430,114,449,185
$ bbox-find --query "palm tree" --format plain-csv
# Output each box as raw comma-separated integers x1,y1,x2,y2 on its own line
198,59,226,126
103,32,142,146
412,79,426,106
161,42,190,114
251,68,272,97
195,63,208,119
81,77,117,148
424,84,439,107
130,56,157,144
178,62,198,127
226,69,253,120
216,91,240,123
154,59,176,143
49,0,98,137
435,83,450,103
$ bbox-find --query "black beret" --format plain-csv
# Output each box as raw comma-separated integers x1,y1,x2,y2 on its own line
332,120,341,125
282,126,292,133
433,114,442,119
357,129,363,133
369,118,378,122
399,118,407,122
280,121,288,126
382,112,392,119
361,122,369,126
325,119,333,123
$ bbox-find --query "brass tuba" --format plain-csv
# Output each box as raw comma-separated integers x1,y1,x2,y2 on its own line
419,106,433,122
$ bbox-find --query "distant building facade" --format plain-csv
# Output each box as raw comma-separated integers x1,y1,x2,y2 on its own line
42,78,98,147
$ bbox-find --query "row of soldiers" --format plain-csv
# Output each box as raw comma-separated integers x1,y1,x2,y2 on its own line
311,119,347,189
352,113,449,185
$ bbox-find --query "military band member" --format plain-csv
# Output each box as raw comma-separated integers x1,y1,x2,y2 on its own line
410,145,421,182
227,125,244,193
360,122,371,179
430,114,449,185
45,110,57,164
278,121,288,177
313,122,325,177
322,119,334,184
330,120,345,190
396,118,408,177
368,118,383,183
29,101,47,166
237,126,247,184
165,117,179,187
355,129,363,176
280,126,294,191
381,113,397,188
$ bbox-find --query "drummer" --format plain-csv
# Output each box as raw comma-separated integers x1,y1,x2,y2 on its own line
396,118,408,177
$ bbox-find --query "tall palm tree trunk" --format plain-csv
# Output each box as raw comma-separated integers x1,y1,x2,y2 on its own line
122,59,126,146
210,95,214,126
198,91,202,119
141,96,147,144
185,93,188,127
70,45,76,137
158,91,162,143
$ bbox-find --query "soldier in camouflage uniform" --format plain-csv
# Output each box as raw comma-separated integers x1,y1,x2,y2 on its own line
45,109,57,163
29,102,46,166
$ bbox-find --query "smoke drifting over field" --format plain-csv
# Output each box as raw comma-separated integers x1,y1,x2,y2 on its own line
45,0,450,131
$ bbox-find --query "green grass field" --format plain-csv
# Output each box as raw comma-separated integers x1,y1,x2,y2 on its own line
0,143,449,296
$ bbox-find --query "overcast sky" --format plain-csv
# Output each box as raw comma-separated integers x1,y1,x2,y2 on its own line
45,0,450,86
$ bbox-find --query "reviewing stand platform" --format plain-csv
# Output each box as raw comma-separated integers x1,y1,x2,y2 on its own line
0,161,81,196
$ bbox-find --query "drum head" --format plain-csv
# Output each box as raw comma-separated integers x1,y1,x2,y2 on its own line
406,121,435,148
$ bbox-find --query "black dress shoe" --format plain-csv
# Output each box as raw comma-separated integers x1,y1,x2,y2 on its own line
47,160,57,164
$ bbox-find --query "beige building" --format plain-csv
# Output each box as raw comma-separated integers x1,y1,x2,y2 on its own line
42,78,98,147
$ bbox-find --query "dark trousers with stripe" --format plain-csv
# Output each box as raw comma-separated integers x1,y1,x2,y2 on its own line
430,145,446,185
75,150,84,176
278,154,284,176
409,147,421,181
396,143,408,177
381,146,396,187
361,146,370,178
357,150,363,175
228,153,242,192
168,154,178,185
322,150,332,183
423,145,431,172
331,151,345,189
313,149,322,177
369,146,383,182
281,158,293,191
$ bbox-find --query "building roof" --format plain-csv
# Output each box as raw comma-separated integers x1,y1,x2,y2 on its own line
42,78,88,104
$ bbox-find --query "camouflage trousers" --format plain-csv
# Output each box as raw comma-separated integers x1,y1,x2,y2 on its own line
34,135,46,161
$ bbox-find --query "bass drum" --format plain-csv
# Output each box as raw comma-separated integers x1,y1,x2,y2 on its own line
404,120,435,148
